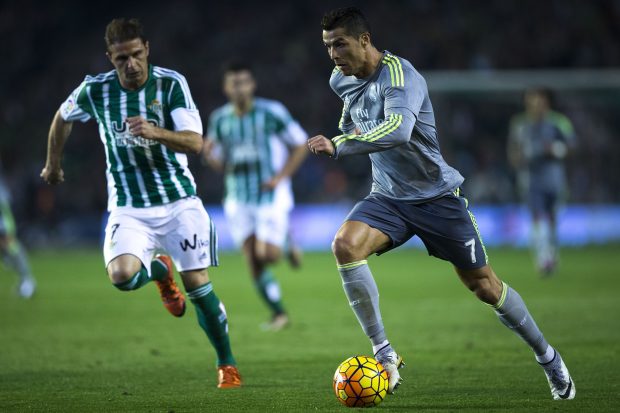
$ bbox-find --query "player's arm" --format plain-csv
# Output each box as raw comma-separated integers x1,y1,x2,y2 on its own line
507,116,524,169
263,115,309,190
311,69,419,158
41,110,73,185
201,137,224,172
126,116,203,154
309,112,413,158
262,143,308,190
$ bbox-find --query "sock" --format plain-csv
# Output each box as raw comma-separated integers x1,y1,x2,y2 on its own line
113,266,151,291
532,220,552,268
338,260,387,347
189,282,236,366
3,240,33,281
493,282,549,356
255,270,285,315
372,340,391,356
536,345,556,364
150,257,169,282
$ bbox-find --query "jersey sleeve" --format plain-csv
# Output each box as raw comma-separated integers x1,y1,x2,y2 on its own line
269,101,308,146
331,63,418,158
168,74,202,134
338,100,356,134
206,110,220,141
59,79,94,123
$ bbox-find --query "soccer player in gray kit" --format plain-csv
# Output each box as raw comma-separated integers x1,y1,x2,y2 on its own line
308,7,575,400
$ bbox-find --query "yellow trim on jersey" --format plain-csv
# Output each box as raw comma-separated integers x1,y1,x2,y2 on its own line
338,105,347,131
383,54,404,87
365,114,403,142
333,114,403,147
337,260,368,270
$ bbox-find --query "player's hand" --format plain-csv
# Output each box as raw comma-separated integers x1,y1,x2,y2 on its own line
308,135,335,157
262,175,281,191
126,116,157,140
40,164,64,185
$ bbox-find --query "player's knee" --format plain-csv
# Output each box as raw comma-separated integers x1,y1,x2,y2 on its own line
108,268,136,287
331,234,357,261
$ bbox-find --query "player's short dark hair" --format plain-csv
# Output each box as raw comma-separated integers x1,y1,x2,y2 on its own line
222,61,253,75
525,87,555,107
321,7,371,38
105,18,147,49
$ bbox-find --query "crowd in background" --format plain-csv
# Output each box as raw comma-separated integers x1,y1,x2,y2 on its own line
1,0,619,245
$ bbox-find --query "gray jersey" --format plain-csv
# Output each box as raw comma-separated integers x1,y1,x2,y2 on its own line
330,51,463,202
509,111,576,192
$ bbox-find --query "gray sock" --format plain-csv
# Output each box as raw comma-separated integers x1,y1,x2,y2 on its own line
494,282,549,356
3,241,33,281
338,260,387,346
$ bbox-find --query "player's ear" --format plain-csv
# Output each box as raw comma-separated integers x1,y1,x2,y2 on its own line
144,41,150,57
360,32,371,48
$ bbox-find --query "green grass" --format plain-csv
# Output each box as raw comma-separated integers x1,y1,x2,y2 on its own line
0,246,618,412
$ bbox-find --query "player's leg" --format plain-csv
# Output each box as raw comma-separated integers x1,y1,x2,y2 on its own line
180,268,240,388
244,236,289,330
332,199,406,393
284,230,303,269
529,189,554,275
434,192,575,400
163,198,240,388
0,202,35,298
253,204,293,330
104,211,185,316
456,265,575,399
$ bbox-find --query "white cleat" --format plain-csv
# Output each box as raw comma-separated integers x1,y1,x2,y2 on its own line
17,278,36,299
540,349,576,400
375,348,404,394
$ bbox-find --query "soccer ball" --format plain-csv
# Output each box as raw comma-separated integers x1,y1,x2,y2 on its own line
333,355,389,408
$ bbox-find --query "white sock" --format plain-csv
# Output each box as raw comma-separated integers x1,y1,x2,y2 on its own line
372,340,390,355
535,345,555,364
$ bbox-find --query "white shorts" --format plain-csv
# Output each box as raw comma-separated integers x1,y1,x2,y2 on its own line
223,200,291,248
103,197,218,274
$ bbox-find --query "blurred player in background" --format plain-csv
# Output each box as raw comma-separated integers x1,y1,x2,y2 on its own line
203,62,307,331
41,18,241,388
0,158,36,298
508,88,576,276
308,7,575,400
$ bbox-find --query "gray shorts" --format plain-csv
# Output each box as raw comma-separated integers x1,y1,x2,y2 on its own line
346,191,488,270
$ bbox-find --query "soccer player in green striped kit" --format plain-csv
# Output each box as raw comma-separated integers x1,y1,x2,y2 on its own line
203,62,308,331
41,18,241,388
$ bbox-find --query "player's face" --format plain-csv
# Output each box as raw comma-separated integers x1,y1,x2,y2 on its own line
524,91,549,119
223,70,256,106
107,38,150,90
323,27,369,77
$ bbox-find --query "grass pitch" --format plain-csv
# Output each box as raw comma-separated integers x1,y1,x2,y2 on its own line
0,246,618,412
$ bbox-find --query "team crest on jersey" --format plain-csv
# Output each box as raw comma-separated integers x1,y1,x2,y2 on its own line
62,96,76,118
148,99,163,117
368,84,379,102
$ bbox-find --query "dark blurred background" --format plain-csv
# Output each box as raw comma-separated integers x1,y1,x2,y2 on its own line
1,0,619,247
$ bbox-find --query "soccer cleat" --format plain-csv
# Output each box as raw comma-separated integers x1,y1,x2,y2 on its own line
153,255,186,317
217,365,242,388
17,278,36,299
375,348,405,394
260,313,290,332
539,349,576,400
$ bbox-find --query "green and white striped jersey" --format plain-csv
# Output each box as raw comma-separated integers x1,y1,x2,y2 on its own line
207,97,307,206
60,65,202,210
